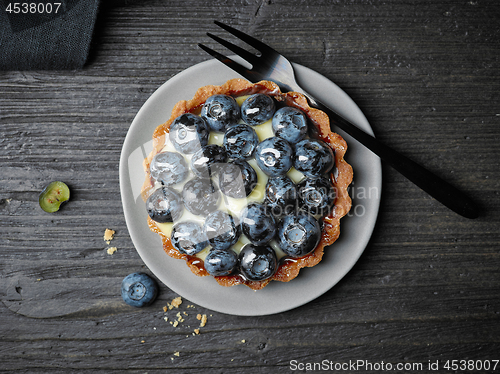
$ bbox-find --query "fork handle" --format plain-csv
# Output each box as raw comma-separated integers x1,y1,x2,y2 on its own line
308,98,479,219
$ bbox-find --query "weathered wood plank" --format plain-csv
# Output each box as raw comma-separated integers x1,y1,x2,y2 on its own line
1,0,499,372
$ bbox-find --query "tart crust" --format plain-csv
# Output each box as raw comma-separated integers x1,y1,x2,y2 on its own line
141,78,353,290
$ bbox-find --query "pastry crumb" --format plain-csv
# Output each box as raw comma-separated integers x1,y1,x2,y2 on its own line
171,296,182,308
162,299,206,333
106,247,117,255
197,314,207,327
103,228,115,244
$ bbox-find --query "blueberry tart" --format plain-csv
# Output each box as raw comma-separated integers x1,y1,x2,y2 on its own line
142,79,353,290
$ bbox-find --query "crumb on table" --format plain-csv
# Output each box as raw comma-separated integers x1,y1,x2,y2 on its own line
104,228,115,244
166,296,182,310
106,247,117,255
196,313,208,327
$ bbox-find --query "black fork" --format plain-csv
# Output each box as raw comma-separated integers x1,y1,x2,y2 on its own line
199,21,479,219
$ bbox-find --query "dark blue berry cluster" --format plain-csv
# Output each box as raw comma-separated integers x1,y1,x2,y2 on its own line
146,93,337,283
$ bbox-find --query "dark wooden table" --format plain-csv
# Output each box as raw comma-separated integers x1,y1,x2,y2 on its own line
1,1,499,373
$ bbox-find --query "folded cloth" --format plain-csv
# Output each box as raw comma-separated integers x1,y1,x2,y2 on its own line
0,0,100,70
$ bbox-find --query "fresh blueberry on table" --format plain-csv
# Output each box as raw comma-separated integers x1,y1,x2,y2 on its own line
223,123,259,160
150,151,188,186
201,94,241,132
190,144,227,178
272,106,308,143
241,93,276,126
121,272,158,307
146,186,183,223
277,213,321,258
182,177,220,216
255,136,293,177
239,244,278,281
203,210,241,250
218,159,258,198
297,176,336,216
169,113,210,154
240,202,276,245
293,138,335,178
265,176,298,217
171,221,208,256
204,248,239,276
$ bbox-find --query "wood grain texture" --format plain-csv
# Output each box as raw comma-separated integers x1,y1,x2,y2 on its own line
1,0,499,372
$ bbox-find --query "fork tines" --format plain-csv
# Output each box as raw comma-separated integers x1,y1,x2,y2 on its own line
205,31,258,65
198,21,278,79
211,21,275,55
197,43,251,78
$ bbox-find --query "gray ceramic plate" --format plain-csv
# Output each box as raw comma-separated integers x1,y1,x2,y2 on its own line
119,58,382,316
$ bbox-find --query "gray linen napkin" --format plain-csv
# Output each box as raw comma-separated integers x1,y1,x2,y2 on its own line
0,0,100,70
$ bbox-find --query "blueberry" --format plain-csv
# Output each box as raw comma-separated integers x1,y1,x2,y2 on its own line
239,244,278,281
218,160,258,198
204,248,238,276
39,181,70,213
190,144,227,178
297,177,336,216
201,94,241,132
265,176,298,217
169,113,210,154
294,138,335,178
182,178,220,216
171,222,208,256
223,123,259,160
150,151,188,186
146,186,183,223
277,213,321,258
241,94,276,126
272,107,308,143
240,202,276,245
121,272,158,307
255,137,293,177
203,210,241,250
